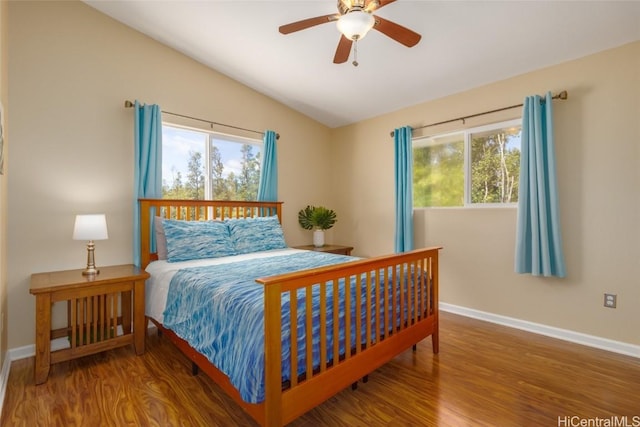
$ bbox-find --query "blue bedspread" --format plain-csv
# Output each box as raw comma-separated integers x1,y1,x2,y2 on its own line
163,251,424,404
163,251,359,403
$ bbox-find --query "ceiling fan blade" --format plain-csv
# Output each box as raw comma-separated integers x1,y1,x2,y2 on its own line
372,15,421,47
333,35,353,64
279,14,339,34
365,0,396,13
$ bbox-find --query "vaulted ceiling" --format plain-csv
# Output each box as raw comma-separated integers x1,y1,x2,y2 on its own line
85,1,640,128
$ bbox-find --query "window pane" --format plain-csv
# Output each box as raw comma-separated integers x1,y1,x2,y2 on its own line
162,127,206,200
162,125,261,201
413,133,464,207
470,126,521,204
209,138,261,201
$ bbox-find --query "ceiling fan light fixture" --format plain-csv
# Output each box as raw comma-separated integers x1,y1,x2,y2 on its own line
336,8,375,40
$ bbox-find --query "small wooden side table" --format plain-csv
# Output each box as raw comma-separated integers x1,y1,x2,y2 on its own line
293,244,354,256
29,264,149,385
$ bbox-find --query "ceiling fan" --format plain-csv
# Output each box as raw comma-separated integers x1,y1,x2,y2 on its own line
279,0,421,66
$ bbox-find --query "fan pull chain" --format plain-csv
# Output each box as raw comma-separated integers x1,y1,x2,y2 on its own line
352,39,359,67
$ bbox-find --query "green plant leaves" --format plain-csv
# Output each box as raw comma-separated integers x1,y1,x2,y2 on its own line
297,205,337,230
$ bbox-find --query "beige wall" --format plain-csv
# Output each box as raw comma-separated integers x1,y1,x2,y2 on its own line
331,41,640,346
0,0,8,366
7,1,335,349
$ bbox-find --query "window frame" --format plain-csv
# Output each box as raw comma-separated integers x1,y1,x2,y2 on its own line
161,122,263,201
413,118,522,209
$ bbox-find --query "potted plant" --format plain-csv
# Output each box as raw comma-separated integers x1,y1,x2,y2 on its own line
297,205,337,247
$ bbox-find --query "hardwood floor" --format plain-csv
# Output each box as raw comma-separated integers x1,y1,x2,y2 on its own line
3,311,639,426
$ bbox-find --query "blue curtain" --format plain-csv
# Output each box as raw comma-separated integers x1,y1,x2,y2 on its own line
133,101,162,267
394,126,414,253
257,130,278,201
515,92,566,277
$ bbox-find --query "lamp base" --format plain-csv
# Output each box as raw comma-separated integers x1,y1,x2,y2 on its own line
82,240,100,276
82,267,100,276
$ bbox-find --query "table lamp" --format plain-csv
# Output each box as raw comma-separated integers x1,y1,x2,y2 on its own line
73,214,109,275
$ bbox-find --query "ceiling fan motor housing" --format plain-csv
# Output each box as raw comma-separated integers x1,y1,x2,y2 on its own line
338,0,379,15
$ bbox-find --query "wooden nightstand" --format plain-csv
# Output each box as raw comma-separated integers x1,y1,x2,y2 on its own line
294,244,354,256
29,264,149,385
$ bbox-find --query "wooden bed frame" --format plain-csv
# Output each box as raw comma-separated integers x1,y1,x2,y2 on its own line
139,198,441,426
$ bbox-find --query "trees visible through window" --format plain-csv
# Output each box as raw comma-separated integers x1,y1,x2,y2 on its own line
413,119,522,207
162,124,262,200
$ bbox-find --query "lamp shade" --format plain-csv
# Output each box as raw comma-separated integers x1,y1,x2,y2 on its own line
337,9,375,40
73,214,109,241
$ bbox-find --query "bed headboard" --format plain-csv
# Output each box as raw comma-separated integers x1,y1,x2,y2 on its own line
139,198,284,269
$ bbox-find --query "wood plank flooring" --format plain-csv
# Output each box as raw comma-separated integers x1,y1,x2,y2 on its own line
3,311,639,426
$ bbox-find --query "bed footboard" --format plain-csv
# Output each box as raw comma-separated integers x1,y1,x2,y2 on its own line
257,247,440,426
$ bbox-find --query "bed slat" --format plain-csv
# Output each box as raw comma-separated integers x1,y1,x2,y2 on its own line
289,289,297,388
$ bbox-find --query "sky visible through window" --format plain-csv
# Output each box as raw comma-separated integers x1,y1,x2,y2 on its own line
162,125,260,187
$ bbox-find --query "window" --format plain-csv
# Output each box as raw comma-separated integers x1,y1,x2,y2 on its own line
162,124,262,200
413,119,522,207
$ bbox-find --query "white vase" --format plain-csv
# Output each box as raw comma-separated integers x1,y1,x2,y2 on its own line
313,229,325,248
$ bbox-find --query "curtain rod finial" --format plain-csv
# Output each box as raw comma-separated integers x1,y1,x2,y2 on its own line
124,100,134,108
558,90,568,100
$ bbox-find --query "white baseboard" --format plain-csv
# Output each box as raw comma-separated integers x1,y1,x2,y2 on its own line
8,344,35,361
440,303,640,359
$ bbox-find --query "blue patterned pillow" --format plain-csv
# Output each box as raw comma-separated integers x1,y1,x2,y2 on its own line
226,216,287,255
162,219,236,263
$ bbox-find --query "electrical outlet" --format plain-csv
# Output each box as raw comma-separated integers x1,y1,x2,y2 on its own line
604,293,617,308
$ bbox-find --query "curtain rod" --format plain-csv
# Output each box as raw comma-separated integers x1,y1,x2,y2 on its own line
124,100,280,140
389,90,568,137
